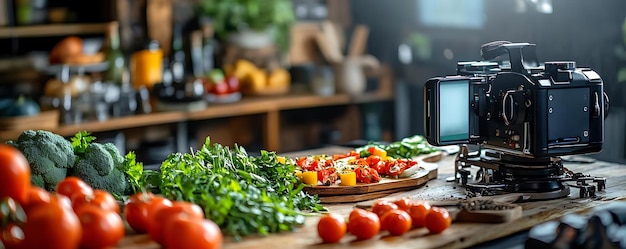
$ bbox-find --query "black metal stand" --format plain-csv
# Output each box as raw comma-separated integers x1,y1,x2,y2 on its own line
454,145,606,201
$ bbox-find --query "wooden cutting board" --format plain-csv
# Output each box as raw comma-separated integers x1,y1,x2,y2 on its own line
303,160,438,203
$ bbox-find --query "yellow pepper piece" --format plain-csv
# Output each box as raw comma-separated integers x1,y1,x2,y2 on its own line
277,156,286,164
301,171,318,185
369,146,387,158
339,171,357,186
294,170,303,181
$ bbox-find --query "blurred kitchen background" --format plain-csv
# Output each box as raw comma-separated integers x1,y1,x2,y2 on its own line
1,0,625,164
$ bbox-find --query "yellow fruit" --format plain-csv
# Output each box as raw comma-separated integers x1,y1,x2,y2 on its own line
267,68,290,88
246,69,267,91
233,59,258,80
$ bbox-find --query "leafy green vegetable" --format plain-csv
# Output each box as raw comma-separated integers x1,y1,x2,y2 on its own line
142,137,325,240
71,131,96,157
356,135,440,159
123,151,144,194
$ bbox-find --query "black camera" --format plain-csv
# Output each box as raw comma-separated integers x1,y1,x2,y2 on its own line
424,41,609,158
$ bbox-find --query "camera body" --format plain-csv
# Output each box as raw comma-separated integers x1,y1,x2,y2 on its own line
424,42,607,158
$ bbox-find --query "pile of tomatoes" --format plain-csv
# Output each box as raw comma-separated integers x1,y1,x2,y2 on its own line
0,144,222,249
317,197,452,243
123,192,222,249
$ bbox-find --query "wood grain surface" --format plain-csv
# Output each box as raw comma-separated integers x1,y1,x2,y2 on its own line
118,146,626,249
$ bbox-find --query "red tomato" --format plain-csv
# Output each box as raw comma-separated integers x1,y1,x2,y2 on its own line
393,197,415,212
19,195,82,249
128,191,155,203
72,189,119,213
124,193,172,234
355,167,377,184
124,200,151,233
317,168,338,186
162,214,223,249
332,151,360,160
0,144,31,204
371,200,398,218
56,176,94,201
22,186,52,212
317,213,347,243
212,82,230,95
425,207,452,234
148,201,205,245
75,205,125,249
347,208,380,241
381,209,412,236
144,196,173,233
368,168,381,182
408,201,431,228
348,208,369,222
226,75,240,93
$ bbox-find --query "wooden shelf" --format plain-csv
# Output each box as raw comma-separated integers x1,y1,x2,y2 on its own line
0,23,109,39
0,92,394,150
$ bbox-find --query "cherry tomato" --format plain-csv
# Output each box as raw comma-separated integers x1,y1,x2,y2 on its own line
128,191,155,203
332,151,360,160
366,156,388,175
393,197,415,212
75,205,125,249
317,168,338,186
226,75,240,93
56,176,94,201
347,208,380,241
317,213,347,243
23,186,51,208
124,193,170,234
162,214,223,249
348,208,369,222
148,201,205,245
0,144,31,204
355,167,380,183
212,82,230,95
72,189,119,213
425,207,452,234
20,195,82,249
368,168,381,182
371,200,398,218
408,201,431,228
381,209,412,236
124,200,151,233
144,196,173,233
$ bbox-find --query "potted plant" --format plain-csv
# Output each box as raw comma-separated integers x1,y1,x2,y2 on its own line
196,0,295,51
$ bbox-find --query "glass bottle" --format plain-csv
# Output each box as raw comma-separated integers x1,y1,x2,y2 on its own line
170,23,186,84
104,21,125,85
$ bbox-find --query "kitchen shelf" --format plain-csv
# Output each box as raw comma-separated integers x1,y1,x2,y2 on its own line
0,23,109,39
0,91,394,151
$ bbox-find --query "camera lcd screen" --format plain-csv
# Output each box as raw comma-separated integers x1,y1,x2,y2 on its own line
439,80,470,143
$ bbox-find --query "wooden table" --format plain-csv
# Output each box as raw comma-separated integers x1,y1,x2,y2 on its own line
118,146,626,249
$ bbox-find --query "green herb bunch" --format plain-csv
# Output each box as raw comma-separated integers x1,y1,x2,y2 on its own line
142,137,324,240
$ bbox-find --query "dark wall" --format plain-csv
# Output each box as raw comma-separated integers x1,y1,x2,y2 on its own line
352,0,625,91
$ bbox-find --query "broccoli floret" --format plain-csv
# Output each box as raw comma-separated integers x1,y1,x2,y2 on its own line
8,130,76,191
70,142,129,196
